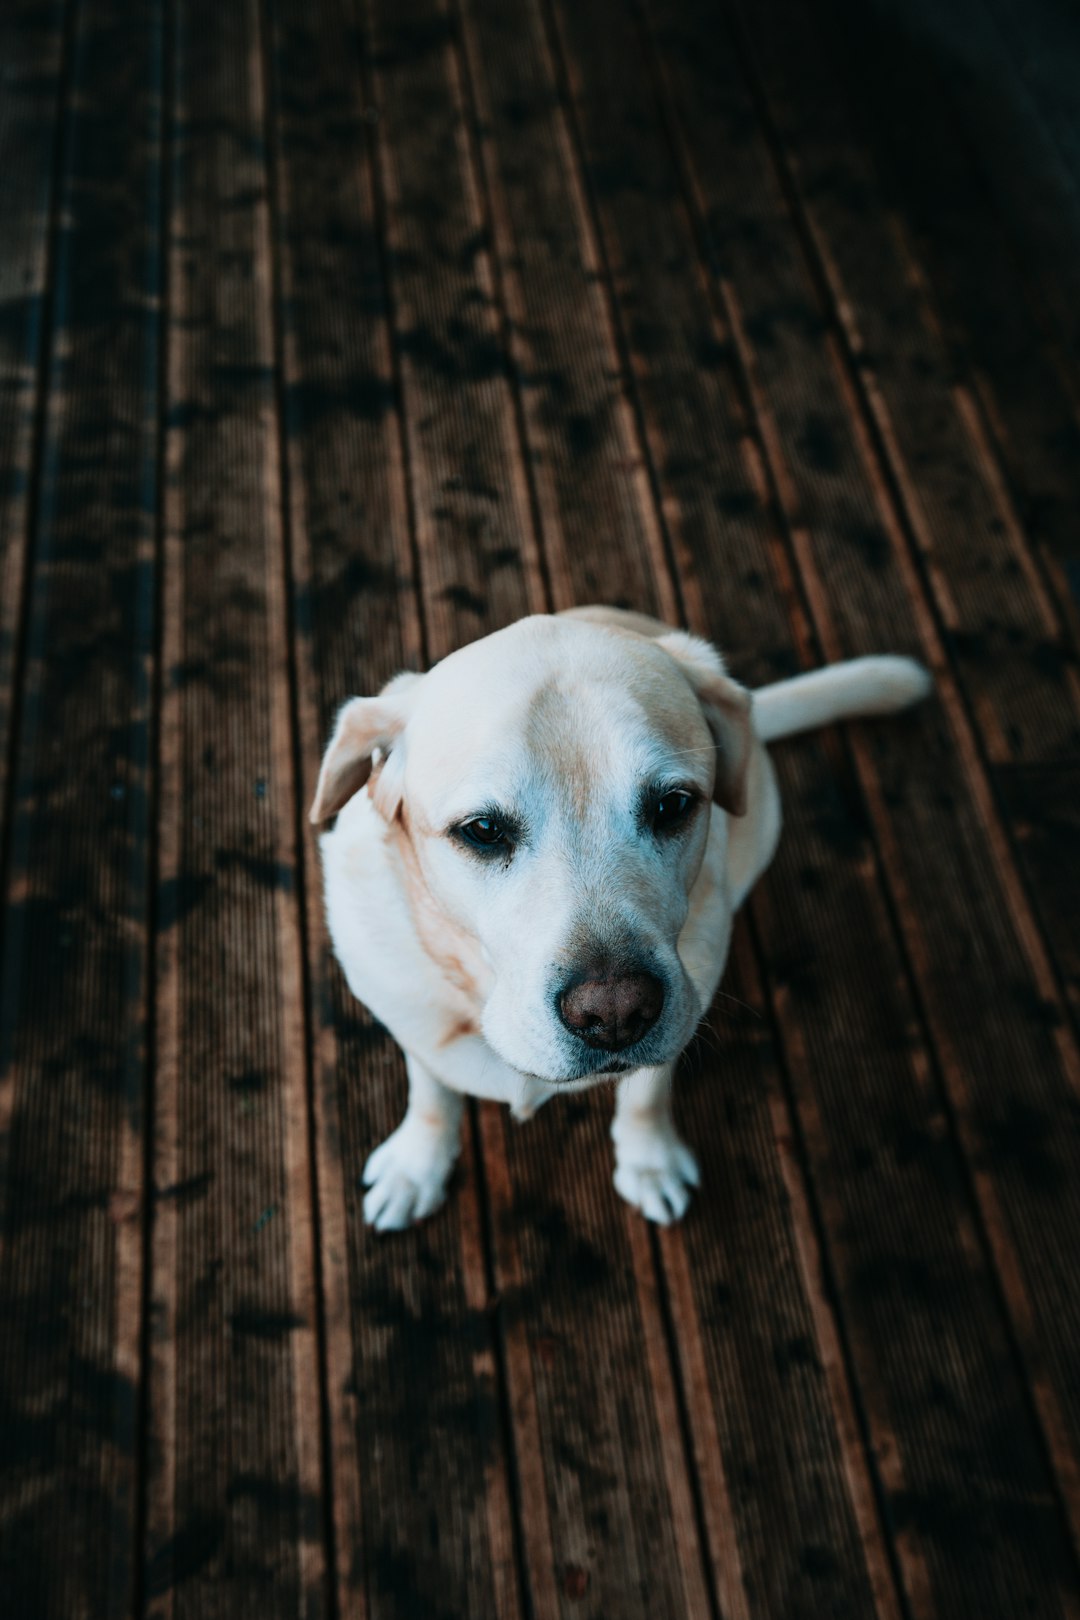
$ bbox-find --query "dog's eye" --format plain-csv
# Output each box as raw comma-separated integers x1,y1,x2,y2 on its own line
458,816,510,851
652,791,695,835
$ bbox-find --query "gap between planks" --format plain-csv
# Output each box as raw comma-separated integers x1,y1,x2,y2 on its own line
635,0,1080,1585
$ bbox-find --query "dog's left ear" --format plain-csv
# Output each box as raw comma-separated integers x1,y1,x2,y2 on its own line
309,671,421,825
657,630,753,816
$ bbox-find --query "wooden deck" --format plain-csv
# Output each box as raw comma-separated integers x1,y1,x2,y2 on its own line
2,0,1080,1614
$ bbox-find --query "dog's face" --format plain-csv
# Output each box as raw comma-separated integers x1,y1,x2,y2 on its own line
311,615,751,1085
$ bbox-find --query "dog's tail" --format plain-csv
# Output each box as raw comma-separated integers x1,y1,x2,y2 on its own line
752,656,932,743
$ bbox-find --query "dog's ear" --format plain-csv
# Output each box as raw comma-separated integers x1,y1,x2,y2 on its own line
309,671,421,825
656,630,753,816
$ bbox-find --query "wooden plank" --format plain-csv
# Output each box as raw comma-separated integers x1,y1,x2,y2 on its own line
143,0,326,1614
265,0,527,1614
0,0,68,853
262,4,418,1617
785,0,1080,1010
810,0,1080,634
978,0,1080,228
646,0,1080,1590
0,0,164,1615
702,0,1080,1529
993,762,1080,1024
732,0,1080,772
453,0,675,623
457,1,906,1614
668,930,914,1620
548,0,1080,1610
277,0,752,1609
372,0,720,1607
893,0,1080,389
981,0,1080,188
711,0,1080,1004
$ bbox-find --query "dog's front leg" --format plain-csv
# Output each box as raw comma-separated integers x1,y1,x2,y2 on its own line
611,1064,700,1225
362,1053,465,1231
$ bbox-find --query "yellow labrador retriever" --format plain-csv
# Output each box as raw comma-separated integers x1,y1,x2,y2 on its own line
311,607,930,1229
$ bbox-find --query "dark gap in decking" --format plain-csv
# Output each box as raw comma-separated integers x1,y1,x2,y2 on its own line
716,0,1080,1044
515,0,741,1608
617,10,918,1616
349,1,537,1613
444,0,555,624
661,0,1080,1576
354,0,426,655
0,0,78,1033
814,0,1080,665
133,0,174,1613
935,0,1080,401
256,0,338,1611
1,0,168,1608
533,0,688,618
465,1110,537,1620
439,5,558,1614
531,0,905,1610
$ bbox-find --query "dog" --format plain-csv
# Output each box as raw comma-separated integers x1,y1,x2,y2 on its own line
311,606,931,1230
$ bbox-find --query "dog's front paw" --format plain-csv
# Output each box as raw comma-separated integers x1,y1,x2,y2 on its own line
612,1117,700,1225
362,1115,460,1231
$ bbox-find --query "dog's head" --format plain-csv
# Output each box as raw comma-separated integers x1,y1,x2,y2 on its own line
311,614,751,1085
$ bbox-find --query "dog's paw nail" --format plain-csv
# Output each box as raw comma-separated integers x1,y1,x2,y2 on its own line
361,1119,457,1231
612,1153,696,1224
613,1134,699,1224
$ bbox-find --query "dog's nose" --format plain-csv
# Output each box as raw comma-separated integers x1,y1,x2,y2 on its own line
557,970,664,1052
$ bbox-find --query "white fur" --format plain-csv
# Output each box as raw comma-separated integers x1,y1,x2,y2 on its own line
753,655,933,742
316,610,930,1229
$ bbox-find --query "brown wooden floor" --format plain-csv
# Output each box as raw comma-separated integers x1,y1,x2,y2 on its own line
2,0,1080,1615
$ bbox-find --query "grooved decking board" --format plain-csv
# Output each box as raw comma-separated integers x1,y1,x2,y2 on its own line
641,0,1080,1594
660,0,1080,1567
0,0,164,1615
549,0,1080,1611
810,0,1080,643
351,0,721,1610
991,762,1080,1045
143,0,325,1614
789,0,1080,1019
981,0,1080,191
899,0,1080,388
731,0,1080,770
265,0,523,1614
453,0,673,622
0,0,68,848
456,2,900,1615
714,0,1080,1050
1,5,1079,1617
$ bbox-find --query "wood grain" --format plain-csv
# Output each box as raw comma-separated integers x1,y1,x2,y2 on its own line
144,1,326,1614
1,4,1079,1615
268,0,528,1612
550,0,1080,1609
0,0,69,861
0,2,164,1615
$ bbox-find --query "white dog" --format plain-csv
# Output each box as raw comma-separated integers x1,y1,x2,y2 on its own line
311,607,930,1230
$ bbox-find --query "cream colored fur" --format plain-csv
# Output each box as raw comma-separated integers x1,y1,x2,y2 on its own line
313,608,931,1230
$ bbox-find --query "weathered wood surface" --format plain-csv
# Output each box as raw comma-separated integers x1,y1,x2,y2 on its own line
0,2,163,1616
1,0,1079,1616
144,0,325,1614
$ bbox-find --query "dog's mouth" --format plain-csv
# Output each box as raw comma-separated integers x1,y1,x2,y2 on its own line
533,1058,634,1087
590,1059,632,1079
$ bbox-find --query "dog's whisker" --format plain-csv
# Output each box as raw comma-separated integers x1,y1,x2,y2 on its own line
712,988,763,1019
659,745,724,761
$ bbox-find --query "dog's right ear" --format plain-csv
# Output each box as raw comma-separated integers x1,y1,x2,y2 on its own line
309,671,421,825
